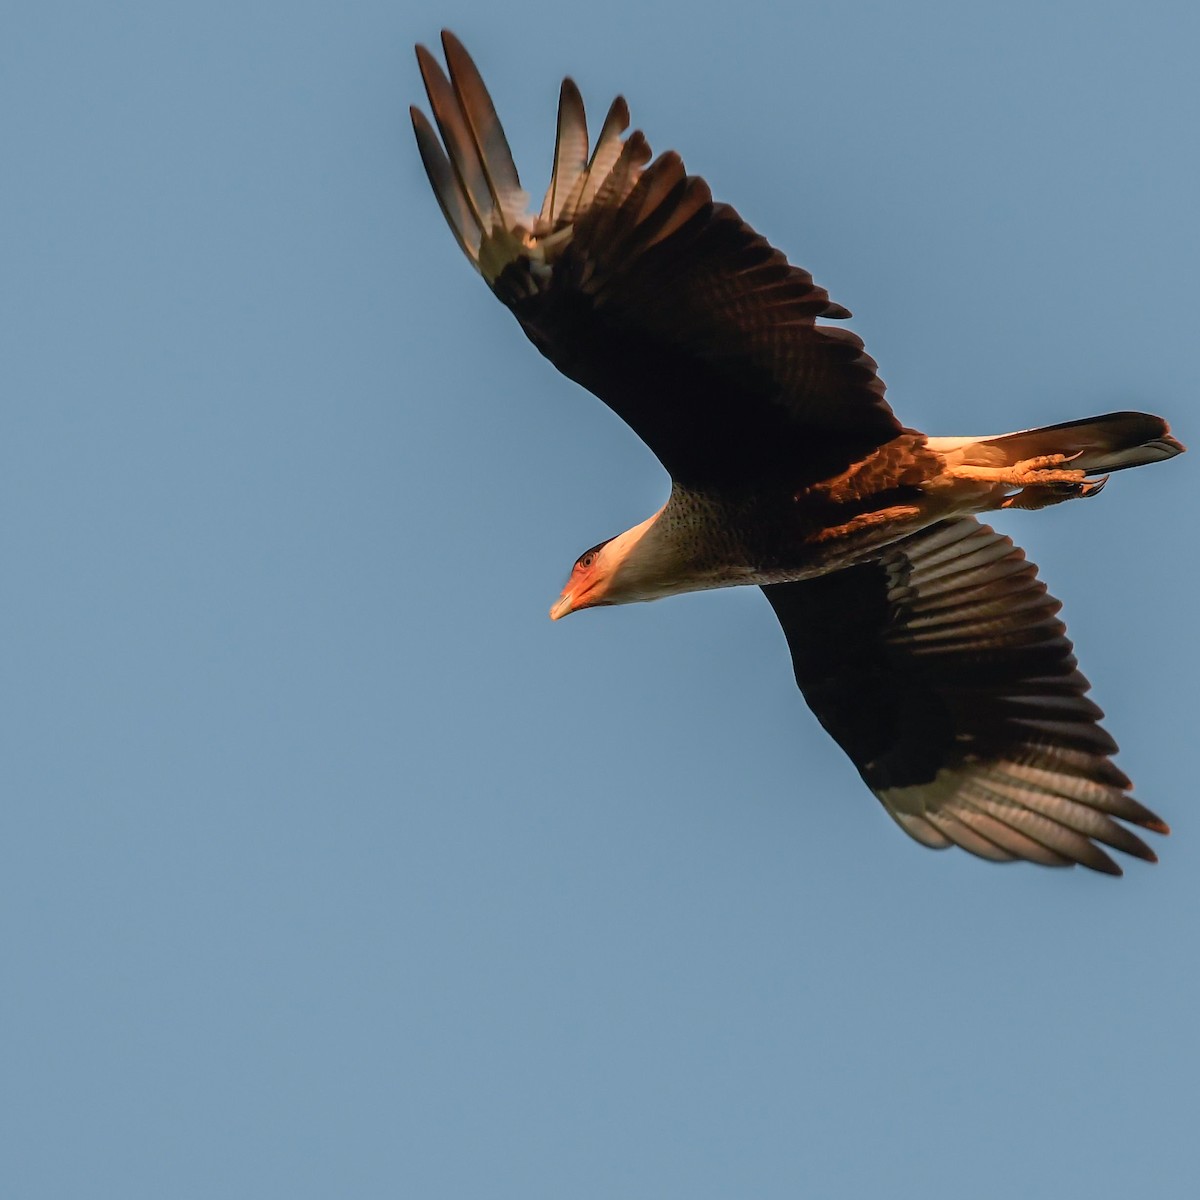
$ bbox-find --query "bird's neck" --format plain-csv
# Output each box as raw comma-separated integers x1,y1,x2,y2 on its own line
607,490,758,604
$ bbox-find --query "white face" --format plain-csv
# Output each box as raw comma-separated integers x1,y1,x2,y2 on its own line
550,508,677,619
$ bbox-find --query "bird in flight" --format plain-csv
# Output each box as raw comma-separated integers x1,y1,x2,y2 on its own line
411,32,1183,875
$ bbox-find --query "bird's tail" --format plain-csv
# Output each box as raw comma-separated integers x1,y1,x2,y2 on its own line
928,411,1185,475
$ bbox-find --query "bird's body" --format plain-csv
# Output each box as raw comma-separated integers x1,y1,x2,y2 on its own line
559,413,1175,607
412,33,1183,875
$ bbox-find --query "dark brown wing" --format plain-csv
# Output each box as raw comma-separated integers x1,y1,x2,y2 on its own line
412,32,904,491
761,518,1168,875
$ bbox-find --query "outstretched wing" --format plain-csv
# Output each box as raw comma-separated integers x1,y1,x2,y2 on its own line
761,518,1168,875
411,32,904,491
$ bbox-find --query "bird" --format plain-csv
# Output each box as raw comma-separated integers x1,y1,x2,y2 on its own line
411,31,1184,876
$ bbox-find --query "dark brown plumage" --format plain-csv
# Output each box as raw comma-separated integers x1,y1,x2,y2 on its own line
412,32,1183,875
762,520,1166,874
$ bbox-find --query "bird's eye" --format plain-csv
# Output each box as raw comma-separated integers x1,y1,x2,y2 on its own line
578,551,597,570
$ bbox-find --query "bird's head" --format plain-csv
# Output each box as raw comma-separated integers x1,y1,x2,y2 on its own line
549,537,618,620
549,509,669,620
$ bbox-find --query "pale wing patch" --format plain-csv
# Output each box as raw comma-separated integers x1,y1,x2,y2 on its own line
879,763,1156,876
412,33,653,287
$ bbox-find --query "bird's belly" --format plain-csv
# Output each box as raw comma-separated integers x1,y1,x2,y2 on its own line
653,476,975,597
732,501,945,587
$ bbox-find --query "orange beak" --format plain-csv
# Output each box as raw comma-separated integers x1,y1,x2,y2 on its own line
549,590,576,621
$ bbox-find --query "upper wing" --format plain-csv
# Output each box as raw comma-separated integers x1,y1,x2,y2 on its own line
411,32,904,491
761,518,1168,875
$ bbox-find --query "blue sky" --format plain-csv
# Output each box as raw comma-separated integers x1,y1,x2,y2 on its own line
3,1,1197,1196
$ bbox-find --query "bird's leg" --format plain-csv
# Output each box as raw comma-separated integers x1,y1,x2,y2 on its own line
946,451,1090,488
1000,476,1108,510
941,451,1111,511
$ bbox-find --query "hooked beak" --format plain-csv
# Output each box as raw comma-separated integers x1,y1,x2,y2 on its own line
549,591,575,621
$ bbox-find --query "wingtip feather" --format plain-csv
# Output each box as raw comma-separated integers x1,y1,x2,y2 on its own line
411,105,482,262
543,76,590,225
440,29,528,226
